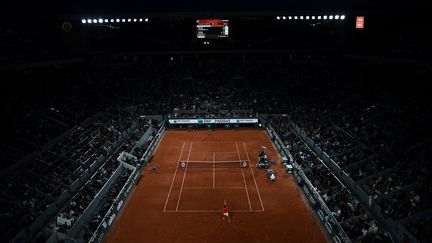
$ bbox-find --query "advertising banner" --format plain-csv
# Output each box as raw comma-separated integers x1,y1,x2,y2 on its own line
168,118,258,124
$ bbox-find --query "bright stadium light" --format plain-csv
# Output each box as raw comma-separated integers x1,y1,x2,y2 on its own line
341,15,346,20
139,18,143,22
329,15,334,20
312,16,315,19
122,19,126,22
98,18,103,23
116,18,120,22
317,16,322,19
127,18,131,22
294,16,298,19
104,19,108,23
276,16,280,20
87,19,92,23
335,15,340,19
306,16,310,20
300,16,304,19
133,18,137,22
81,19,86,24
282,16,286,20
145,18,149,22
323,15,328,20
93,19,97,23
288,16,292,20
110,19,114,22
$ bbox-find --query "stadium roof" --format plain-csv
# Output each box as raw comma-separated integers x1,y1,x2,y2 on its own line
2,0,422,16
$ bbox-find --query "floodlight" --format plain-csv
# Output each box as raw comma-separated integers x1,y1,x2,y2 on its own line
276,16,280,20
282,16,286,20
104,19,108,23
81,19,86,24
87,19,92,23
110,19,114,22
300,16,304,19
294,16,298,19
323,15,328,19
335,15,340,19
288,16,292,20
329,15,334,19
341,15,346,20
116,19,120,22
122,19,126,22
312,16,315,19
127,18,131,22
318,16,322,19
98,18,103,23
306,16,310,20
145,18,149,22
93,19,97,23
133,18,137,22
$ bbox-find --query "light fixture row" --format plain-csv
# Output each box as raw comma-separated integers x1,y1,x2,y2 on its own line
276,15,346,20
81,18,149,24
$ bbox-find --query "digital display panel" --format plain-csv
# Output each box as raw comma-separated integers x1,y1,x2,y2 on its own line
356,16,365,29
196,19,229,38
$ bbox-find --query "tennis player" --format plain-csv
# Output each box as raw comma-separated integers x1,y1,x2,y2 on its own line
207,128,214,139
150,164,158,173
222,204,231,223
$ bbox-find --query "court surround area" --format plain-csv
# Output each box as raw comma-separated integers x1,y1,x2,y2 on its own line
105,129,328,243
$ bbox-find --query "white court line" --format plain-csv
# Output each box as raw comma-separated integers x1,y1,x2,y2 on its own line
163,142,185,212
213,152,215,188
236,142,252,211
176,142,193,211
183,186,246,189
164,209,264,213
243,142,265,211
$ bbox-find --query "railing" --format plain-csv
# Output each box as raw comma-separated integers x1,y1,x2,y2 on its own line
88,166,137,243
12,119,139,243
262,120,351,243
87,123,166,243
287,119,419,243
140,125,165,166
0,111,103,177
66,164,124,241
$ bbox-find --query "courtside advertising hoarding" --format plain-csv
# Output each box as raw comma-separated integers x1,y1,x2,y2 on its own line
168,118,258,124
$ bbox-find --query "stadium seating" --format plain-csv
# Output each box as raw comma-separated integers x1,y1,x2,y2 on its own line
0,109,138,241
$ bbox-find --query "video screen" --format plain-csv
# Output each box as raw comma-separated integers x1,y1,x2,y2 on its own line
196,19,229,39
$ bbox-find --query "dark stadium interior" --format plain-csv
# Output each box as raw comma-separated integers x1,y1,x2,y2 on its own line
0,0,431,242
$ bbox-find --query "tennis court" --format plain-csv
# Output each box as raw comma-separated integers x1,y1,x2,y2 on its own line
163,141,264,213
105,129,328,243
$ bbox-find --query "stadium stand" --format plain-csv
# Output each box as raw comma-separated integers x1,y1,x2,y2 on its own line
0,108,144,241
266,62,431,241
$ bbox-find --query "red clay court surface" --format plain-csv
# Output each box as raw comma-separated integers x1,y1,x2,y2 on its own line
105,129,328,243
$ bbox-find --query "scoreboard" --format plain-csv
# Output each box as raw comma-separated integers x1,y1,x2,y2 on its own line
196,19,229,39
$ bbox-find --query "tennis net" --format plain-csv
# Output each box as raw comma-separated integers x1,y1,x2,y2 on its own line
179,160,249,168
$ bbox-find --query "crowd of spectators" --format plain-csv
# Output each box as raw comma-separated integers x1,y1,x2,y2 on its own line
55,157,120,234
271,125,390,242
32,114,155,242
1,55,431,242
119,118,155,159
83,168,132,242
267,62,431,241
0,109,137,242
